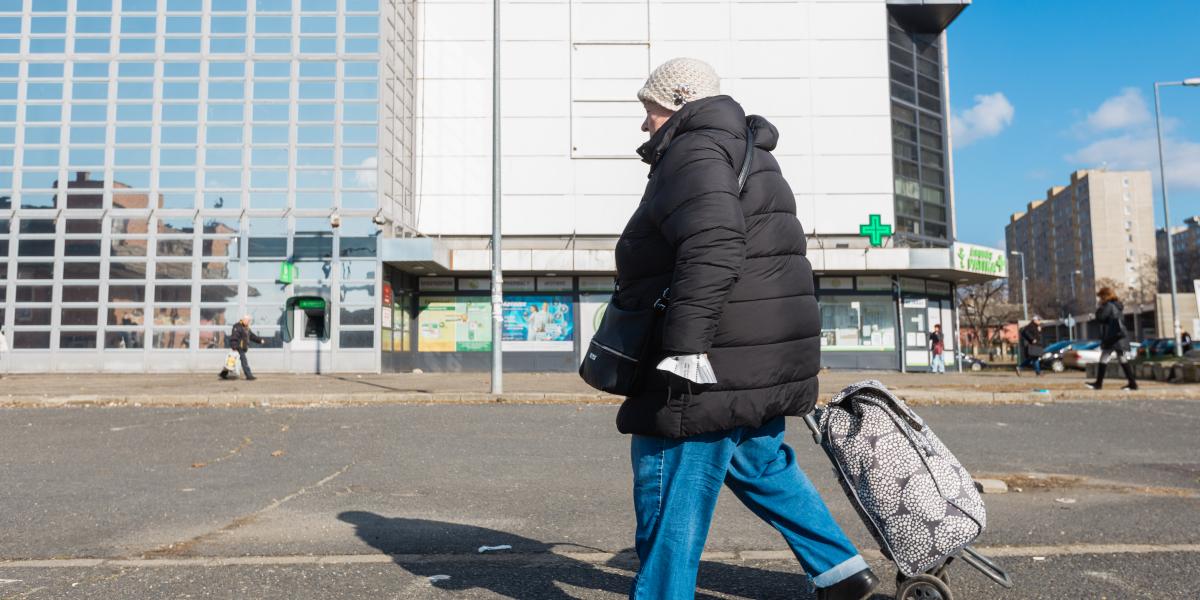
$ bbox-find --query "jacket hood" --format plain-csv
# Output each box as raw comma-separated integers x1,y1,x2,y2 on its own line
637,95,780,166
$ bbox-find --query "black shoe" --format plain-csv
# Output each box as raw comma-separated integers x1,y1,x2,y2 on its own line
245,375,257,381
816,568,879,600
1122,384,1138,391
1085,382,1100,390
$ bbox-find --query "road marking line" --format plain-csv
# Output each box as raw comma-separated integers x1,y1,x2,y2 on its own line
3,543,1200,569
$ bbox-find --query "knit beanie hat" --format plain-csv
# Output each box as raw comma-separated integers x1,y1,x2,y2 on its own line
637,58,721,112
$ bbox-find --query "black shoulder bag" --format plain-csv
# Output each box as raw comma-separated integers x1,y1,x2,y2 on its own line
579,128,756,395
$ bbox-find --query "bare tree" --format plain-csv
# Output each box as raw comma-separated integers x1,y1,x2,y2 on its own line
958,280,1021,357
1126,256,1159,339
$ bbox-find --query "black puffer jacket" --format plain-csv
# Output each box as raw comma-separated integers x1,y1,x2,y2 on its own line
1096,299,1129,351
614,96,819,438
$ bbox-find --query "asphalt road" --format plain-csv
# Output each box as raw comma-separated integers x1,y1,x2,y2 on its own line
1,400,1198,599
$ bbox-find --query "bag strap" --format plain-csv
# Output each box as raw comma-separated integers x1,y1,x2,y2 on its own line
737,127,755,192
627,127,757,308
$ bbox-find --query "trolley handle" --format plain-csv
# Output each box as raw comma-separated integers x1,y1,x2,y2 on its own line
960,546,1013,589
803,413,823,445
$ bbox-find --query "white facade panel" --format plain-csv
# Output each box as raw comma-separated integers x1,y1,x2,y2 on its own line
726,78,811,119
502,195,575,234
505,157,573,195
420,3,493,40
812,155,892,194
507,3,572,41
810,1,886,39
414,0,905,239
732,2,810,40
650,3,732,41
573,1,651,42
812,39,887,78
811,193,894,234
575,195,643,234
503,79,573,117
811,78,890,116
811,116,891,155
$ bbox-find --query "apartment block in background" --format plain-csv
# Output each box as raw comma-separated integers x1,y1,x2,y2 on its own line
1005,170,1156,319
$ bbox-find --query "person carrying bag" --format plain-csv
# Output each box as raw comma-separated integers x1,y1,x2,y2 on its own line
582,58,878,600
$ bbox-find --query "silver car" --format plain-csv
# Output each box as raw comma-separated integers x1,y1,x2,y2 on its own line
1063,340,1140,370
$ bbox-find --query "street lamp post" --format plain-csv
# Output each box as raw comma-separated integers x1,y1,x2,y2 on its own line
490,0,504,392
1010,251,1029,322
1153,77,1200,358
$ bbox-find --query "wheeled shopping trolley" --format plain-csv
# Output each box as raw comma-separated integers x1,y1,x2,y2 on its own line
804,380,1012,600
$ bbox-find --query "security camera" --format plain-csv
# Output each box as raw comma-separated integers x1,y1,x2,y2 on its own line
372,215,388,226
329,213,341,228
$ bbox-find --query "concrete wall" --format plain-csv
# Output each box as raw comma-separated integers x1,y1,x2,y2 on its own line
413,0,895,239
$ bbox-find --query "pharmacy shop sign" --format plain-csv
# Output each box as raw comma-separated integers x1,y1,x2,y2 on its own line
953,243,1007,277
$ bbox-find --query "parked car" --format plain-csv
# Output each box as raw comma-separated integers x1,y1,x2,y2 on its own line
1141,338,1178,358
1038,340,1080,373
1064,340,1140,370
956,351,986,371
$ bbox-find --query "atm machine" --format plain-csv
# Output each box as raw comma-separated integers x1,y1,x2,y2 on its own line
283,296,331,373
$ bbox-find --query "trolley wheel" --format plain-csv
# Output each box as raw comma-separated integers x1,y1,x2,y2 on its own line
896,573,954,600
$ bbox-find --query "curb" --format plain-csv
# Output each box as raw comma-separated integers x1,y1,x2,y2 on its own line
3,387,1200,408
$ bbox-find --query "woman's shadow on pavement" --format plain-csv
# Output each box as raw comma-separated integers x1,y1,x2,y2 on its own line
338,511,886,599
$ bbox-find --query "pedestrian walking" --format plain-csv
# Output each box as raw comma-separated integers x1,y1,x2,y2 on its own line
614,58,877,600
1015,316,1043,376
220,315,264,381
1086,287,1138,391
928,324,946,373
1182,331,1193,353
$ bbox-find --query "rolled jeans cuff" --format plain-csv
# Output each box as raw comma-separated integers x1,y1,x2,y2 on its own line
812,554,869,588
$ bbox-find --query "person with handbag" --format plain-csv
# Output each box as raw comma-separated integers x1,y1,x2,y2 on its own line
600,58,876,600
1016,316,1043,376
1086,287,1138,390
220,315,264,381
928,324,946,374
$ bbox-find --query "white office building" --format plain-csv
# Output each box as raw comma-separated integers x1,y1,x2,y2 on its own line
0,0,1001,374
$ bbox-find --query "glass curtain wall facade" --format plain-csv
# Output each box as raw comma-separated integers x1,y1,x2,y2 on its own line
888,12,950,248
0,0,415,372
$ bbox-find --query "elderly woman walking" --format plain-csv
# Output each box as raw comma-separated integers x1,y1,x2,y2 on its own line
614,58,877,600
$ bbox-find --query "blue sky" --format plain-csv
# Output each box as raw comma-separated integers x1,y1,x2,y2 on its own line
947,0,1200,248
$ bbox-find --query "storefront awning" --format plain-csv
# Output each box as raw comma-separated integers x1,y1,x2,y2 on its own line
810,242,1005,285
887,0,971,33
380,237,453,274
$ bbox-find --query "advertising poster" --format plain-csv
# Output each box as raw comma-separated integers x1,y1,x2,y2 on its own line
578,294,610,362
417,297,492,352
502,295,574,352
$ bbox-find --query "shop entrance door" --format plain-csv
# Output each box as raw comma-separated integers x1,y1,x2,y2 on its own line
902,296,930,371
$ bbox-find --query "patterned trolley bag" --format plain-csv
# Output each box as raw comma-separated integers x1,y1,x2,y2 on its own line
804,380,1011,599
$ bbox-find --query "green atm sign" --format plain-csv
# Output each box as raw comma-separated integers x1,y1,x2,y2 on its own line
296,298,327,310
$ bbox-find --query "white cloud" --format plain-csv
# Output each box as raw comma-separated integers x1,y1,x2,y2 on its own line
1067,133,1200,189
951,92,1014,148
1066,88,1200,190
1085,87,1151,131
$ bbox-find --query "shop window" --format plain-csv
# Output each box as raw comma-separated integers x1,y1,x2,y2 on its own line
819,296,897,351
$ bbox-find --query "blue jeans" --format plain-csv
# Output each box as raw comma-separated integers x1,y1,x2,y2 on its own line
931,353,945,373
630,417,867,599
1018,354,1042,374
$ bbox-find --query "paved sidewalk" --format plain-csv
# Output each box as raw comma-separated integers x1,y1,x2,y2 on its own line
2,369,1197,407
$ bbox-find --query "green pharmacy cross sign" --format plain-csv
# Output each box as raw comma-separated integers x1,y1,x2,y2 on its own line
858,214,893,247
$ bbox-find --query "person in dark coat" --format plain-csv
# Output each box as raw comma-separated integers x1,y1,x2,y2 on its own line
1086,287,1138,390
616,58,876,600
220,315,264,381
1016,316,1043,376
